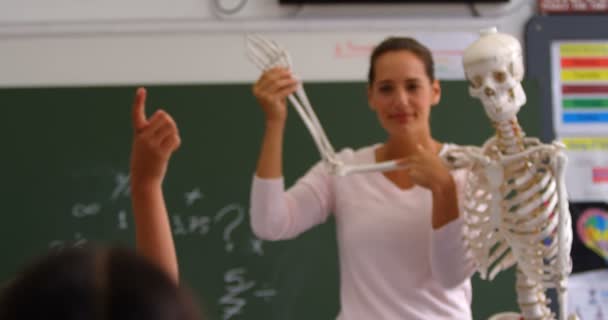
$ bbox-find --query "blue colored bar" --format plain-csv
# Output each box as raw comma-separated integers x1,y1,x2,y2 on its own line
563,112,608,123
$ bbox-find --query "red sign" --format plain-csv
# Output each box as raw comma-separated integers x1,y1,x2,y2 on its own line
539,0,608,13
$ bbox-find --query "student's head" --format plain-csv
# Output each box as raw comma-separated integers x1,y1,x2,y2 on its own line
367,37,441,138
0,246,201,320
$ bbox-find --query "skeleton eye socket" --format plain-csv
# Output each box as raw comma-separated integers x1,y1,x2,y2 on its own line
493,71,506,83
469,75,483,89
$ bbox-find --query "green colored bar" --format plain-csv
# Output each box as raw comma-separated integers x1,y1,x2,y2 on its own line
563,98,608,108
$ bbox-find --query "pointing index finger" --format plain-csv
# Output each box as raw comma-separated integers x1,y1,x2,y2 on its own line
132,87,148,131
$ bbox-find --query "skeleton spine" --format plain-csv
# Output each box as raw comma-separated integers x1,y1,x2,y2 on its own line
516,268,553,320
494,118,555,320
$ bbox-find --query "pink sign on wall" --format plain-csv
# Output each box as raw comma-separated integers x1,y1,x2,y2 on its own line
539,0,608,13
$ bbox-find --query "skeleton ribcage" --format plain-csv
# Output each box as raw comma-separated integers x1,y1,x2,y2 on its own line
463,162,514,281
502,156,562,287
463,151,563,287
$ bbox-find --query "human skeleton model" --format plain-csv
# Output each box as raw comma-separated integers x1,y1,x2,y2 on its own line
246,31,575,320
443,28,576,320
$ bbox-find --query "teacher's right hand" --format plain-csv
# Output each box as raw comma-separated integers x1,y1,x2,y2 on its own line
252,67,299,124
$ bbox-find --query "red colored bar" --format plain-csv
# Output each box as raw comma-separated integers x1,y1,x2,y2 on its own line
592,167,608,183
562,58,608,68
563,85,608,94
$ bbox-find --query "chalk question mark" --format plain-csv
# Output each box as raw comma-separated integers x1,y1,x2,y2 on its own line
214,203,245,252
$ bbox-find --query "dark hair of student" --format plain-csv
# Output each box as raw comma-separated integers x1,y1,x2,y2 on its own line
367,37,436,84
0,246,201,320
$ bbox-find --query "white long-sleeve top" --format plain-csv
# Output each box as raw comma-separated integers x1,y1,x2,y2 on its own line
250,144,476,320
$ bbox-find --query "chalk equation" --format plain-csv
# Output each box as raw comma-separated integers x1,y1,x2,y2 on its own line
49,232,88,250
50,169,278,319
220,267,277,320
54,172,265,255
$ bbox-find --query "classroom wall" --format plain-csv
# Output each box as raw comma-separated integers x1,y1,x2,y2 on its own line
0,0,537,87
0,2,542,319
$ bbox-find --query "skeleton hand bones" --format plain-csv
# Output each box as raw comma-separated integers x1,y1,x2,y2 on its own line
246,34,405,176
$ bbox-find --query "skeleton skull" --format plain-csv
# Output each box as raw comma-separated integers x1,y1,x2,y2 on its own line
463,27,527,122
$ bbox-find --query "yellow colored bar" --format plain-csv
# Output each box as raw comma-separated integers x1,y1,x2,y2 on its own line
560,43,608,57
562,69,608,81
562,137,608,150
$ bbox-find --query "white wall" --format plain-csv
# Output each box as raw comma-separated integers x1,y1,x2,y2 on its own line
0,0,537,87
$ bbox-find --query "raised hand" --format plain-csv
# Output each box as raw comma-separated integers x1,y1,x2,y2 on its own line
252,67,299,124
130,87,181,186
129,87,181,283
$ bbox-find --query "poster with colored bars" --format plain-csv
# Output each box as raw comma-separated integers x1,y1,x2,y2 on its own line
551,41,608,201
551,41,608,135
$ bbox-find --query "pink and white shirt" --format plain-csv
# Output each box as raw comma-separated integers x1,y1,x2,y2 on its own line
250,144,476,320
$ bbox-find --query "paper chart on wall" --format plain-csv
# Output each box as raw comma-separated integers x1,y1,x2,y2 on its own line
551,41,608,137
567,269,608,320
562,137,608,201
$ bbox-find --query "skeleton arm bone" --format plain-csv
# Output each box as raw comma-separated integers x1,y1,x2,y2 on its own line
287,63,337,161
442,145,490,170
284,85,411,175
247,34,410,176
495,143,560,166
284,48,338,164
246,34,339,165
286,94,340,164
284,84,416,175
550,148,573,320
285,87,412,175
334,160,401,176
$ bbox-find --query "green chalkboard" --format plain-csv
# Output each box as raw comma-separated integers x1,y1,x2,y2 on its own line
0,80,539,320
